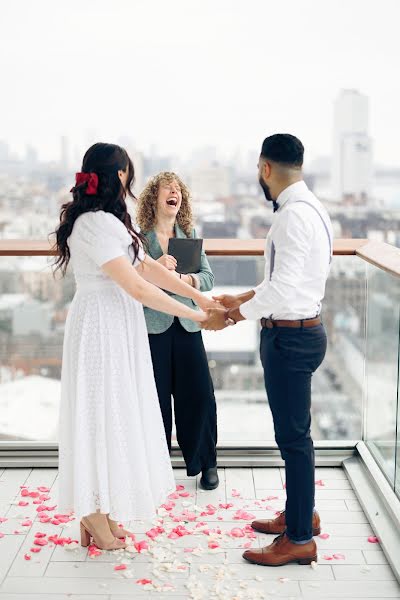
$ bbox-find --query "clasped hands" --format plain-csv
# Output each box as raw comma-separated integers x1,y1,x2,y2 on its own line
197,294,241,332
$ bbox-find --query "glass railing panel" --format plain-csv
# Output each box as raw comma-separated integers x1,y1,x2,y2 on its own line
365,263,400,487
0,252,365,446
198,255,366,444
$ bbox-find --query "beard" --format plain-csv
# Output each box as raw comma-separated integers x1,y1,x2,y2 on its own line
258,176,274,203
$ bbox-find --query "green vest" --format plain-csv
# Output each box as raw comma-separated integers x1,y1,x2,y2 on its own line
143,224,215,334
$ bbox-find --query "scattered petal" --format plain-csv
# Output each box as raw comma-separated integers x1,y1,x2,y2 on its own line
18,501,29,507
24,554,31,560
319,533,330,539
368,536,379,544
34,538,48,546
114,564,127,571
21,520,32,527
0,517,7,523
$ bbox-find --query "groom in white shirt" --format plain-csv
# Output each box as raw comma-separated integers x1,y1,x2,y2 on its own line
204,134,333,566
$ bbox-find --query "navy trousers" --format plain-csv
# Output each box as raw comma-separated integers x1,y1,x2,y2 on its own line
148,318,217,477
260,323,327,542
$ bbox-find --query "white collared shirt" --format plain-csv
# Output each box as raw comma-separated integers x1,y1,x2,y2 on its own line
239,181,333,321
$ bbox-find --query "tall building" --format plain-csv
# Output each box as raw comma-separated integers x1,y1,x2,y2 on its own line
332,89,373,203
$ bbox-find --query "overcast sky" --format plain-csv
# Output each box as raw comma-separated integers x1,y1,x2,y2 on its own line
1,0,399,166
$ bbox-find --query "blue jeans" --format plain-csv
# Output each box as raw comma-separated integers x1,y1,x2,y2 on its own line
260,324,327,542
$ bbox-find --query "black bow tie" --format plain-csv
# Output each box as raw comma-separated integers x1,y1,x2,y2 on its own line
273,201,280,213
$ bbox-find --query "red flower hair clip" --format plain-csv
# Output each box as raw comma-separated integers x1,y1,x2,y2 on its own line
71,172,99,195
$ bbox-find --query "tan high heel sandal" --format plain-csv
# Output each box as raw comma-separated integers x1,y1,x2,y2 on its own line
80,515,127,550
107,516,134,540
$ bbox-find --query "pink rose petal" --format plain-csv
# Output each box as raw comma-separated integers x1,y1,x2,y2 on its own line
34,532,47,538
39,515,51,523
184,547,194,553
0,517,7,523
134,540,149,553
0,533,5,539
231,489,241,497
319,533,330,539
168,492,180,499
21,489,30,497
30,547,41,553
322,554,333,560
18,501,29,507
24,554,31,560
208,541,219,549
230,527,245,538
332,553,346,560
21,520,32,527
368,536,379,543
34,538,48,546
136,579,152,585
114,564,127,571
28,491,40,498
146,526,164,540
37,486,50,493
176,484,185,491
219,503,234,510
315,479,325,487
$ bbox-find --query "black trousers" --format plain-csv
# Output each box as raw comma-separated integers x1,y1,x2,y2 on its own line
260,324,327,542
148,318,217,476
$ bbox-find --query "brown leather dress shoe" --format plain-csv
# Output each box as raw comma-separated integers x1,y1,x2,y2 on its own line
243,533,317,566
251,510,321,536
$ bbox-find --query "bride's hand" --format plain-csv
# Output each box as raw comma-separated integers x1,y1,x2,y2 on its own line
196,295,222,312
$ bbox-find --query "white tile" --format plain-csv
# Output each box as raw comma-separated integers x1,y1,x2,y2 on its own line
316,537,383,550
225,469,255,499
0,470,31,502
318,550,366,564
45,561,188,579
363,550,389,565
320,523,373,537
332,564,396,580
319,510,368,524
192,560,334,580
345,499,363,511
314,499,348,511
7,522,69,577
315,489,357,500
0,576,188,595
252,468,282,490
315,468,348,480
0,590,105,600
0,535,25,584
300,580,400,598
315,479,353,490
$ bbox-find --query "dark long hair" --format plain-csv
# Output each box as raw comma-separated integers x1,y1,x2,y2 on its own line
52,142,145,276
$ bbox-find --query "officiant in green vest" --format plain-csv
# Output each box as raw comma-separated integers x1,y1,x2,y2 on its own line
136,172,219,490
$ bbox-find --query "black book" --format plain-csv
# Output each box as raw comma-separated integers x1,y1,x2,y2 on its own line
167,238,203,274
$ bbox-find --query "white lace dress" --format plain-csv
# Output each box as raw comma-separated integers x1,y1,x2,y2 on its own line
58,210,175,521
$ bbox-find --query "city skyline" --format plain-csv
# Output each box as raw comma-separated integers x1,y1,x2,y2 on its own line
1,0,399,166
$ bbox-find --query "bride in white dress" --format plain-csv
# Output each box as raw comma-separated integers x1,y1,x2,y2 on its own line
53,143,216,550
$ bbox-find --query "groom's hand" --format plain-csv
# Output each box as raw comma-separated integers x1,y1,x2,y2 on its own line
201,307,228,331
212,294,241,310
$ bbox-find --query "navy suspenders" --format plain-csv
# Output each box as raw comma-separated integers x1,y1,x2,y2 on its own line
269,200,332,280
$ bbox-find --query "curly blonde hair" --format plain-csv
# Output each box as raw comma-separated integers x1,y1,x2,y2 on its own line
136,172,194,237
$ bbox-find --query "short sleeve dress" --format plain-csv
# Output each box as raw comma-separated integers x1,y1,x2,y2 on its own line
57,210,175,521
